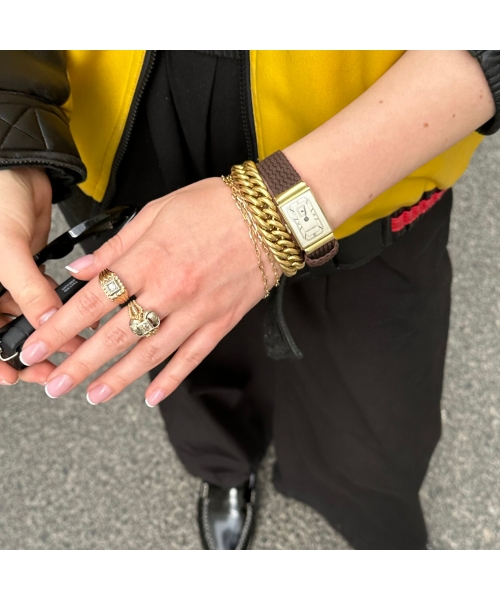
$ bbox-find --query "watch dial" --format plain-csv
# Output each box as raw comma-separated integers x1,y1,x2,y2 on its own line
287,195,324,241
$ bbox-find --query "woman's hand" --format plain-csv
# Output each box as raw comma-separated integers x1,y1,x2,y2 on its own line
18,177,279,405
0,168,84,386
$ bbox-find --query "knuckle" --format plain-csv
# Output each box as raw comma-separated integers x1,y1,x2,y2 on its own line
140,200,156,215
101,325,130,352
49,319,70,342
95,234,125,263
137,341,165,366
214,309,238,335
106,371,128,391
168,263,201,301
67,357,91,380
137,239,165,271
181,269,201,300
17,280,46,308
183,348,205,369
164,371,183,392
76,289,105,319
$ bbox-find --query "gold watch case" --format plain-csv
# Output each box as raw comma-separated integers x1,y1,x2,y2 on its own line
274,182,335,254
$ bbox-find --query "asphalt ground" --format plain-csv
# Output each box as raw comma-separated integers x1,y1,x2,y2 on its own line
0,134,499,550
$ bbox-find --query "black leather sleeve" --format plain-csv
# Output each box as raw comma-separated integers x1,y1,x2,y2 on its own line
0,50,87,201
469,50,500,135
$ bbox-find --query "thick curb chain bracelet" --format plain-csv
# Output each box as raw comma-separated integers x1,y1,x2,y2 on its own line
227,161,305,277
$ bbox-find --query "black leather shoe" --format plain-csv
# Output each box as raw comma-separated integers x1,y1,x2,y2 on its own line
197,474,256,550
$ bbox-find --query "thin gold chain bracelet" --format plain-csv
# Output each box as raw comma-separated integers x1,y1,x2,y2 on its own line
222,175,280,298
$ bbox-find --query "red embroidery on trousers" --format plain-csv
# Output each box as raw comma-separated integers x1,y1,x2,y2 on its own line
391,190,447,232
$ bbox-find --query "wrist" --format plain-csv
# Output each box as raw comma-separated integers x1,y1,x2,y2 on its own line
281,144,345,232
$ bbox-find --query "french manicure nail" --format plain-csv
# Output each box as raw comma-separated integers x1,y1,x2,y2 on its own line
39,308,57,325
145,389,166,407
86,384,112,405
65,254,95,274
20,341,49,366
0,378,19,385
45,374,74,398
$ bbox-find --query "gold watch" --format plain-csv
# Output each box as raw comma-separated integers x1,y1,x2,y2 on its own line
256,150,339,267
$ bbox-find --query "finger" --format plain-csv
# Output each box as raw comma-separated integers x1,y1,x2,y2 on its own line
19,236,161,367
64,203,158,280
144,323,221,407
18,335,87,386
0,273,59,321
0,239,64,329
0,313,21,384
43,309,139,398
18,272,128,367
0,371,20,386
0,356,20,385
0,275,84,360
19,361,57,385
59,334,87,355
0,311,61,386
42,284,173,399
84,310,200,405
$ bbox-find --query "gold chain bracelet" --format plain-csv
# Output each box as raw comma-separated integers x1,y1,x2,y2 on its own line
222,175,280,299
229,161,305,277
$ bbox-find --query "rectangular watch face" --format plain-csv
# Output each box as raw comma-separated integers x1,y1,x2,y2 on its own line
280,190,332,250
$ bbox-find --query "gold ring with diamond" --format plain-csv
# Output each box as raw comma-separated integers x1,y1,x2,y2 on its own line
99,268,130,305
127,299,160,338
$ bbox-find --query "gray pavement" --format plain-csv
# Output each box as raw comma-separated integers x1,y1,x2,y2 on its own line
0,136,499,550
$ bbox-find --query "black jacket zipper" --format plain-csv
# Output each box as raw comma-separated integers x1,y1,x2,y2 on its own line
238,50,258,162
100,50,157,211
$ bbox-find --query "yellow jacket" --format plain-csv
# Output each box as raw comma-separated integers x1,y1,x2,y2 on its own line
65,50,484,239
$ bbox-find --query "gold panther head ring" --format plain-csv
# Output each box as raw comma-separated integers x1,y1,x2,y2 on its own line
127,299,160,338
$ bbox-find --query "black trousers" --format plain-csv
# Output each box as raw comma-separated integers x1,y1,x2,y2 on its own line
151,187,452,550
66,52,453,549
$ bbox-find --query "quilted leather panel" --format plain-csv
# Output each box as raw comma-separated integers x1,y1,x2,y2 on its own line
0,93,86,193
0,105,47,150
0,101,77,155
0,51,86,199
469,50,500,135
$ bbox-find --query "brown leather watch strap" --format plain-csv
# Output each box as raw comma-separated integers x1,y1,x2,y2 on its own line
257,150,339,267
256,150,301,197
304,239,339,266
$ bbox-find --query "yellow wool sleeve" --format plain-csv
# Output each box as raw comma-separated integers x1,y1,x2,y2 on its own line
250,50,483,239
63,50,146,202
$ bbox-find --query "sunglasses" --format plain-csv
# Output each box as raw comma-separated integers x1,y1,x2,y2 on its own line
0,205,137,370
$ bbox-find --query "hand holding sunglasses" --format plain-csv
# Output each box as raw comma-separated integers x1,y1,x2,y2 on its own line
0,204,137,372
12,178,277,406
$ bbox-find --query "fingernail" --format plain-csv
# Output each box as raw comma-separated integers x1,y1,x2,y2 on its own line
45,374,74,398
20,341,49,366
39,308,57,325
0,377,19,385
86,384,112,405
145,389,166,407
65,254,95,274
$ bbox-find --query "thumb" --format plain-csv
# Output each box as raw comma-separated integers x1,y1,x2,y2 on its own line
0,239,63,329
